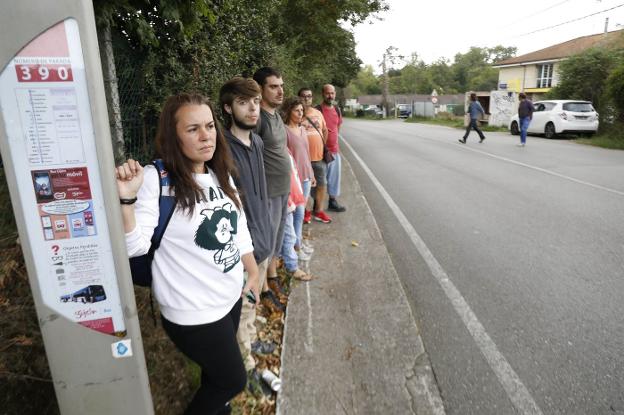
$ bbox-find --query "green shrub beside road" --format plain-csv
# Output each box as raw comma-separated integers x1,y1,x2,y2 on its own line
575,124,624,150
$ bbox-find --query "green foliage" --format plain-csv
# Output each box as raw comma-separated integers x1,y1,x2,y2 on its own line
99,0,388,161
275,0,387,90
605,62,624,122
546,48,623,116
576,122,624,150
347,65,382,96
348,45,516,97
452,46,512,92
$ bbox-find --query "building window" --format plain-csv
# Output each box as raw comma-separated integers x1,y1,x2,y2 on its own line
537,64,553,88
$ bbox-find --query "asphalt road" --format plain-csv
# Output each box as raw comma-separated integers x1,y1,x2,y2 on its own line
340,118,624,415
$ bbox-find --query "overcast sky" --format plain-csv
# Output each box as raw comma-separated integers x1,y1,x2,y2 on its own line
350,0,624,72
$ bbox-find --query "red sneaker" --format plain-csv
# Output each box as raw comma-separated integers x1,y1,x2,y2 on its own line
313,211,332,223
304,210,312,224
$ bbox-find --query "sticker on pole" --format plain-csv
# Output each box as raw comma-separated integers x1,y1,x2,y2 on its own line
111,339,133,359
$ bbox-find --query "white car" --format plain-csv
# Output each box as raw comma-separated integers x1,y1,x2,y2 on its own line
509,100,599,139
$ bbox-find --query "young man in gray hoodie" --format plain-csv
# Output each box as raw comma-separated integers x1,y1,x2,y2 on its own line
220,77,275,374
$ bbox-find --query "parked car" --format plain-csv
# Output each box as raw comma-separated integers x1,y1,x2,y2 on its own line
396,104,412,118
509,100,599,138
363,105,383,117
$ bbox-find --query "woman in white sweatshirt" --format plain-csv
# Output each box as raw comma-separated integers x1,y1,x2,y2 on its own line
116,93,259,415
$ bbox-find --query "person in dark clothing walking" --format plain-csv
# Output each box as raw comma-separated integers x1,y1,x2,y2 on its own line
517,92,534,147
459,93,486,144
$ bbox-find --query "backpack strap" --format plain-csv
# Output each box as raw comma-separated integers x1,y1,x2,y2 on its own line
147,159,176,256
316,104,342,120
145,159,175,325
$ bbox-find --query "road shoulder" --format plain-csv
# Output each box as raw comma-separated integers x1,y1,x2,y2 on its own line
277,154,445,414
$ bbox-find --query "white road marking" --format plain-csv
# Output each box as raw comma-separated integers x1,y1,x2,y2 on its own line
457,140,624,197
304,282,314,353
341,137,544,415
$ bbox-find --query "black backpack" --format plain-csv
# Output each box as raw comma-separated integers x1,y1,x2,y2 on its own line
129,159,176,287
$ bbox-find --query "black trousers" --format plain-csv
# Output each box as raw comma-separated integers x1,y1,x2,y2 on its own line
463,118,485,140
162,298,245,415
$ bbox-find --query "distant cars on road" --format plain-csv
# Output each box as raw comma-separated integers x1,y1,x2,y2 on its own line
396,104,411,118
509,100,599,139
363,105,384,117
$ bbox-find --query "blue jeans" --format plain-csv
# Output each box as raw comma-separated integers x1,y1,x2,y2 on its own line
280,212,298,272
326,152,341,198
520,116,530,144
292,179,311,249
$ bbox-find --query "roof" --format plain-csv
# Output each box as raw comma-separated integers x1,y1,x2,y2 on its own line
495,30,624,66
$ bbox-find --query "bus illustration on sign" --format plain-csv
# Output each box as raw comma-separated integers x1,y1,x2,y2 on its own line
60,284,106,304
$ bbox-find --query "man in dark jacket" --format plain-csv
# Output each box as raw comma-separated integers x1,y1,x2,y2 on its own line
517,92,534,147
459,92,486,144
220,77,275,373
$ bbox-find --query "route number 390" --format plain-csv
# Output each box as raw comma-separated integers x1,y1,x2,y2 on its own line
16,64,73,82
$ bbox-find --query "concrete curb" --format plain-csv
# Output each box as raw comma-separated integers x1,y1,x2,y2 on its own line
276,153,445,414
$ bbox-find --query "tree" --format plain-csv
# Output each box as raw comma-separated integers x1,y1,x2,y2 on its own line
486,46,517,64
426,58,455,94
273,0,388,90
605,61,624,122
546,48,623,116
347,65,381,96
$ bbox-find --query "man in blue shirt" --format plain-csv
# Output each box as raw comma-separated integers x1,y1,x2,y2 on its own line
459,93,486,144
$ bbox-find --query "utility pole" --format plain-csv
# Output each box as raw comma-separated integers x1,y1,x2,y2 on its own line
380,46,403,118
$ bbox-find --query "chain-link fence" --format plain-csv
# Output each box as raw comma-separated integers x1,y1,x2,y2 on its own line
111,36,158,164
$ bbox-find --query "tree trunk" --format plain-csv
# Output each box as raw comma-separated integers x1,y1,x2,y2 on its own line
97,21,125,164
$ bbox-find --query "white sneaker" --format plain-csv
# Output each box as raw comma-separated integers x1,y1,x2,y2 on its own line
516,143,525,147
297,249,312,261
301,243,314,254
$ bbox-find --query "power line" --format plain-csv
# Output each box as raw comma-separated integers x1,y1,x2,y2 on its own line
514,0,573,23
516,3,624,36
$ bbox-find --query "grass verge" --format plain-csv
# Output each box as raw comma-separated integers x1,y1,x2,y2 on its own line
404,115,508,132
574,128,624,150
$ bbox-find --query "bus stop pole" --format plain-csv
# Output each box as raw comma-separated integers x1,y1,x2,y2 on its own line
0,1,153,414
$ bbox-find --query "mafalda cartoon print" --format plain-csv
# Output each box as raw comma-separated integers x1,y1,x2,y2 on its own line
195,203,240,272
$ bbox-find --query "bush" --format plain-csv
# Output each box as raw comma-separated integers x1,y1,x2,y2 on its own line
606,63,624,123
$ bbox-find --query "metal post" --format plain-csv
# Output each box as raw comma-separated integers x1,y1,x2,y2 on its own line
0,1,153,414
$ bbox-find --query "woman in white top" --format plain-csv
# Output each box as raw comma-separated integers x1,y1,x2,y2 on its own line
116,93,259,415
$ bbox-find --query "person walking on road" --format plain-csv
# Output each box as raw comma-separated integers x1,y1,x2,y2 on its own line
459,93,486,144
517,92,534,147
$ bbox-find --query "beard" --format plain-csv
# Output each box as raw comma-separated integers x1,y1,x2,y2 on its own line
232,115,256,130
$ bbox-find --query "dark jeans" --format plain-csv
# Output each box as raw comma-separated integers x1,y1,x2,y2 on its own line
463,118,485,140
162,299,245,415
